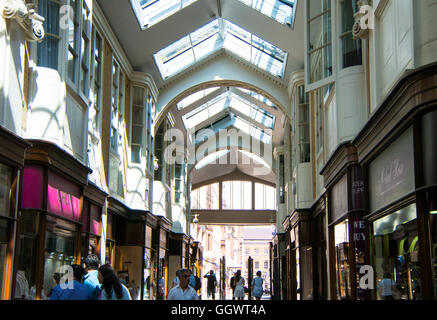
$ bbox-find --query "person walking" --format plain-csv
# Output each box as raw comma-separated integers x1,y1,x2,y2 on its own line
251,271,264,300
167,269,199,300
83,254,101,300
50,264,92,300
377,272,397,300
204,270,217,300
233,270,245,300
97,264,132,300
230,272,236,300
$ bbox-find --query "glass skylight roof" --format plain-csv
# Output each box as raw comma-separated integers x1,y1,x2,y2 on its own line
236,88,276,109
183,92,229,129
154,18,287,79
238,0,296,26
182,91,275,131
177,87,221,110
135,0,199,28
233,116,272,144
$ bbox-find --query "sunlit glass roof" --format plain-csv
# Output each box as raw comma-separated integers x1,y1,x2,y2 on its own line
193,114,272,145
177,87,221,110
238,0,296,26
154,18,287,79
233,116,272,144
182,91,275,130
133,0,199,28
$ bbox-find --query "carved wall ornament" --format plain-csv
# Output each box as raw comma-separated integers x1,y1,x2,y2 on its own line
2,0,45,41
352,0,372,40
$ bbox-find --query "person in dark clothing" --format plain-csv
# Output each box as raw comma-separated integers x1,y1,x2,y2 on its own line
204,270,217,300
230,272,236,300
50,264,91,300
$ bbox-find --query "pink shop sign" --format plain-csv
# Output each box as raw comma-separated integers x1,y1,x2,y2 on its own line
47,184,81,221
21,166,44,209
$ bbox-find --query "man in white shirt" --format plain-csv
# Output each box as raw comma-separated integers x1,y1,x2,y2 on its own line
167,269,199,300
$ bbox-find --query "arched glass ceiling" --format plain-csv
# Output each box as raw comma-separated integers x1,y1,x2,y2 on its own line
182,90,275,130
131,0,296,30
193,114,272,145
238,0,297,26
154,18,287,80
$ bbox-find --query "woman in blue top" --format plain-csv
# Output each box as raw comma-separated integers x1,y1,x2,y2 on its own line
98,264,131,300
251,271,264,300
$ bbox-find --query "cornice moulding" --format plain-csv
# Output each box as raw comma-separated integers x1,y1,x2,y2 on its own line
130,71,159,101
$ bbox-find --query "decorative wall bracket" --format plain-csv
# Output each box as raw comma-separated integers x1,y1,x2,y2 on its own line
352,0,371,40
2,0,45,42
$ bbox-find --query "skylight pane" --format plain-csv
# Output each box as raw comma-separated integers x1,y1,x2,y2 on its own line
190,19,219,45
177,87,220,110
158,36,191,63
139,0,198,28
154,18,287,79
183,94,227,129
234,116,272,144
230,94,275,128
160,48,195,77
224,33,251,61
238,0,296,26
193,34,220,60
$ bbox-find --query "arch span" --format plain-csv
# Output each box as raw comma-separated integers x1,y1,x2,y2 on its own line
154,79,291,135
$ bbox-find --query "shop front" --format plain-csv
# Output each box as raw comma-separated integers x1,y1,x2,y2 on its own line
107,197,158,300
321,142,366,300
353,62,437,300
270,232,285,300
155,216,170,300
168,232,190,290
13,140,91,300
0,126,31,300
283,209,312,300
311,195,328,300
81,182,106,262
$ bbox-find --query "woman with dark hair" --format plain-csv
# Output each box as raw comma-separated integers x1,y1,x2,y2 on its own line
97,264,132,300
251,271,264,300
233,270,245,300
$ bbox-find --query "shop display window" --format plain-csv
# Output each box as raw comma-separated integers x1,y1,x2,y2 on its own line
0,163,12,217
334,219,351,299
429,191,437,298
144,248,155,300
106,240,115,265
373,203,421,300
114,246,142,300
42,215,77,299
14,211,39,299
158,248,167,300
0,227,7,298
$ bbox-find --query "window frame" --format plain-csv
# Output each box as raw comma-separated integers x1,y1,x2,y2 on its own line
130,85,146,164
65,0,92,103
36,0,63,70
89,26,104,138
305,0,335,91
